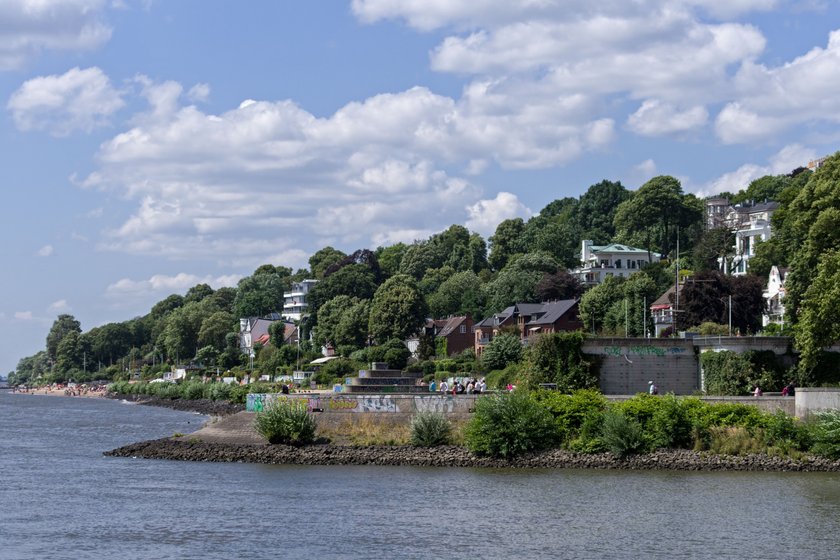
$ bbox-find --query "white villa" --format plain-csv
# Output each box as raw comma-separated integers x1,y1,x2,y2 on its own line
763,265,788,327
283,279,317,321
573,240,661,286
710,200,779,276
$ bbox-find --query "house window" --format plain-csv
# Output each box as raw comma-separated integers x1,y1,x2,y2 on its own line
459,325,466,334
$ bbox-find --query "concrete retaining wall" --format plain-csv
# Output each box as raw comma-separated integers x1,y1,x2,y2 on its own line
246,393,478,414
584,338,699,395
795,388,840,418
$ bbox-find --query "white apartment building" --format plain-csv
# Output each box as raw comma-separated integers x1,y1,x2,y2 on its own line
283,279,317,321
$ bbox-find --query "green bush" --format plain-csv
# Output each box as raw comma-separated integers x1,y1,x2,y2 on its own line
484,364,521,390
206,382,232,401
535,389,608,444
763,408,808,450
228,384,251,404
464,392,557,458
410,412,452,447
600,409,646,458
254,401,317,446
810,410,840,459
182,382,206,401
647,394,693,449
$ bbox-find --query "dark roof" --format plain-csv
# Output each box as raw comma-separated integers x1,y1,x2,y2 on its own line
651,283,682,308
527,300,578,325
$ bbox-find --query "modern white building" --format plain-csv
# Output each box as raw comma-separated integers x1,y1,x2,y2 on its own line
573,240,661,286
283,279,317,321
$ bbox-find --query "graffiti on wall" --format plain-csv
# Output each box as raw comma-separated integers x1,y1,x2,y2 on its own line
359,395,398,413
602,345,686,357
414,395,455,413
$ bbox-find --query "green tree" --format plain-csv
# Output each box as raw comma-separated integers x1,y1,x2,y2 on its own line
579,276,625,334
614,176,701,259
575,180,630,243
483,252,558,313
46,314,82,363
184,283,214,304
488,217,526,271
796,250,840,374
524,331,595,392
368,274,428,344
197,311,236,351
731,174,790,205
309,246,347,280
428,270,486,319
233,271,286,318
481,333,523,371
55,330,83,373
314,296,369,349
376,242,408,279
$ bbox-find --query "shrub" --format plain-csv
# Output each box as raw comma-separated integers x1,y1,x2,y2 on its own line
206,382,232,401
600,409,646,458
763,408,808,450
410,412,452,447
647,394,693,449
254,401,317,446
481,334,523,371
182,382,206,401
464,392,557,458
707,426,764,456
484,364,521,390
810,410,840,459
535,389,608,444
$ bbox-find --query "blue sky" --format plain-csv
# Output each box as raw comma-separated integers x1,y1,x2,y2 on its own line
2,0,839,375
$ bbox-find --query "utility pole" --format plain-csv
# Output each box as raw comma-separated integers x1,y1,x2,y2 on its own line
729,294,733,336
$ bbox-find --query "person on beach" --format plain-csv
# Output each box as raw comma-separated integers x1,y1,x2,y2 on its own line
753,385,762,397
439,380,449,394
428,379,437,393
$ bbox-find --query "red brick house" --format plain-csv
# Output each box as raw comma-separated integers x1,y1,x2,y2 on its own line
474,300,583,357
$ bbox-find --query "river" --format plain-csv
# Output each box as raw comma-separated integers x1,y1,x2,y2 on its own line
2,390,840,559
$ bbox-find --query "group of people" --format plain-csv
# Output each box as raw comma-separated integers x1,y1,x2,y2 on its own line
429,377,487,395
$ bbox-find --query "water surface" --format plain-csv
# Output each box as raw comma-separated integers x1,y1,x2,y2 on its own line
2,391,839,559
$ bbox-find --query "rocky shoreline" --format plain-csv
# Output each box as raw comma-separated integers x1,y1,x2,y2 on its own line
104,438,840,472
105,393,245,416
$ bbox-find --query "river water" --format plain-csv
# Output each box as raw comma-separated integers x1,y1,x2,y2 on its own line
2,390,840,559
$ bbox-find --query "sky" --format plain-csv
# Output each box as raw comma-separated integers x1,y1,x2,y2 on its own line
2,0,839,375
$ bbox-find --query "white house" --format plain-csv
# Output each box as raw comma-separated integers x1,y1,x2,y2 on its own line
718,201,779,275
763,265,788,327
573,240,661,286
283,279,317,321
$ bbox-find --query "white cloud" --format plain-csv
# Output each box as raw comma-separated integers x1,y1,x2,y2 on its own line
14,311,33,321
36,245,54,257
48,300,70,312
187,83,210,103
465,192,532,237
634,159,658,180
0,0,112,70
716,29,840,143
105,272,242,301
8,67,124,136
697,143,816,196
627,100,708,136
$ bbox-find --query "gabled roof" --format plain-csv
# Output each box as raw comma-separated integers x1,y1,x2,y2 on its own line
437,315,469,337
527,299,578,325
651,283,682,309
